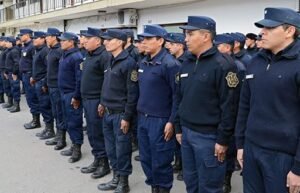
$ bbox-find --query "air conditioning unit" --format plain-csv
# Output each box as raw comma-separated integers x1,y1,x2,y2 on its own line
117,9,138,26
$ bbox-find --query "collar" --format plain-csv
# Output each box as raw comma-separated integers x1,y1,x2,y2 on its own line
144,48,168,65
64,47,79,57
186,46,217,61
88,45,105,56
260,40,299,61
51,43,60,49
111,49,129,66
235,49,246,58
24,40,32,47
35,44,46,51
126,44,135,53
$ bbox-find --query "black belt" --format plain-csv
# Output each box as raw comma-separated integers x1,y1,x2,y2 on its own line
105,107,124,115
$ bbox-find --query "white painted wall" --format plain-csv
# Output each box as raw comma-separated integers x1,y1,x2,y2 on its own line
137,0,298,34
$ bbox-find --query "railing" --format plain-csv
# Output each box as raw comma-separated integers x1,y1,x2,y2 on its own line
0,0,99,23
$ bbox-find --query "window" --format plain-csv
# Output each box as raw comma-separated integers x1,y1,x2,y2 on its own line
16,0,26,8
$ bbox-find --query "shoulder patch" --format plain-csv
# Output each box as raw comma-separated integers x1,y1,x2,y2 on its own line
131,70,138,82
225,72,239,88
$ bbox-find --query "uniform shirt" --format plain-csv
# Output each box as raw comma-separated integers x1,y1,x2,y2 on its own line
175,46,237,145
58,47,83,100
235,49,252,67
32,44,49,82
81,45,111,99
176,51,188,64
101,50,138,122
235,40,300,175
126,44,139,62
137,48,180,123
5,46,21,75
47,43,63,88
19,40,35,74
246,46,257,58
0,48,8,71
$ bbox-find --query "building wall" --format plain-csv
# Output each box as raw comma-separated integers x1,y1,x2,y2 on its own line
137,0,298,34
2,0,299,36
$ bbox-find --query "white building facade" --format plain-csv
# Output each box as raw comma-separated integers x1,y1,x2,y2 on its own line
0,0,298,36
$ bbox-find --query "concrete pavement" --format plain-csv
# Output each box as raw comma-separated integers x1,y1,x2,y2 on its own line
0,95,243,193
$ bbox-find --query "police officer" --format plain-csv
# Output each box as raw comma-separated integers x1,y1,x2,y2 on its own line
214,33,246,193
44,28,67,149
4,37,21,113
0,37,12,108
165,32,187,182
19,29,41,130
123,29,139,153
58,32,84,163
245,33,258,57
31,31,54,139
123,29,139,62
175,16,237,193
79,27,110,179
97,29,138,193
0,37,6,104
137,25,179,193
235,7,300,193
78,30,88,58
230,32,252,67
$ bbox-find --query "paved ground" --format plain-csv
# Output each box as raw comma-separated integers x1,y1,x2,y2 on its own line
0,95,243,193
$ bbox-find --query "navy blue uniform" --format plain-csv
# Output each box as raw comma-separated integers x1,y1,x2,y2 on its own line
126,44,139,62
0,48,11,98
20,40,39,115
235,40,300,193
5,46,21,103
0,47,6,95
58,47,83,145
81,45,110,159
137,48,179,190
175,46,237,193
32,44,53,124
101,50,138,176
47,43,65,132
235,49,252,68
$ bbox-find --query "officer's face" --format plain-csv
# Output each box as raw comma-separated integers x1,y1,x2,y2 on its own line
185,30,210,55
260,25,296,54
33,37,45,47
80,36,87,48
85,36,101,52
136,42,146,54
60,40,74,51
142,37,164,55
245,38,255,47
165,41,171,51
217,43,231,54
5,42,12,48
169,42,183,56
46,35,56,47
256,40,263,48
104,38,123,52
20,34,29,42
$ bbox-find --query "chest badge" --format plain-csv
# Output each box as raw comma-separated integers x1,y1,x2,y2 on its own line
80,62,83,71
225,72,239,88
131,70,138,82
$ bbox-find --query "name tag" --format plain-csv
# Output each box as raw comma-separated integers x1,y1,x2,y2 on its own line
104,69,108,73
138,69,144,73
245,74,254,79
23,52,27,57
180,73,188,78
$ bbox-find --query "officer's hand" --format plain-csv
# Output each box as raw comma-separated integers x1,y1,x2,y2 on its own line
176,134,182,145
164,122,174,141
71,98,80,109
30,77,36,86
287,171,300,193
98,104,105,117
12,74,17,81
214,143,228,162
42,86,48,93
237,149,244,169
120,119,130,134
